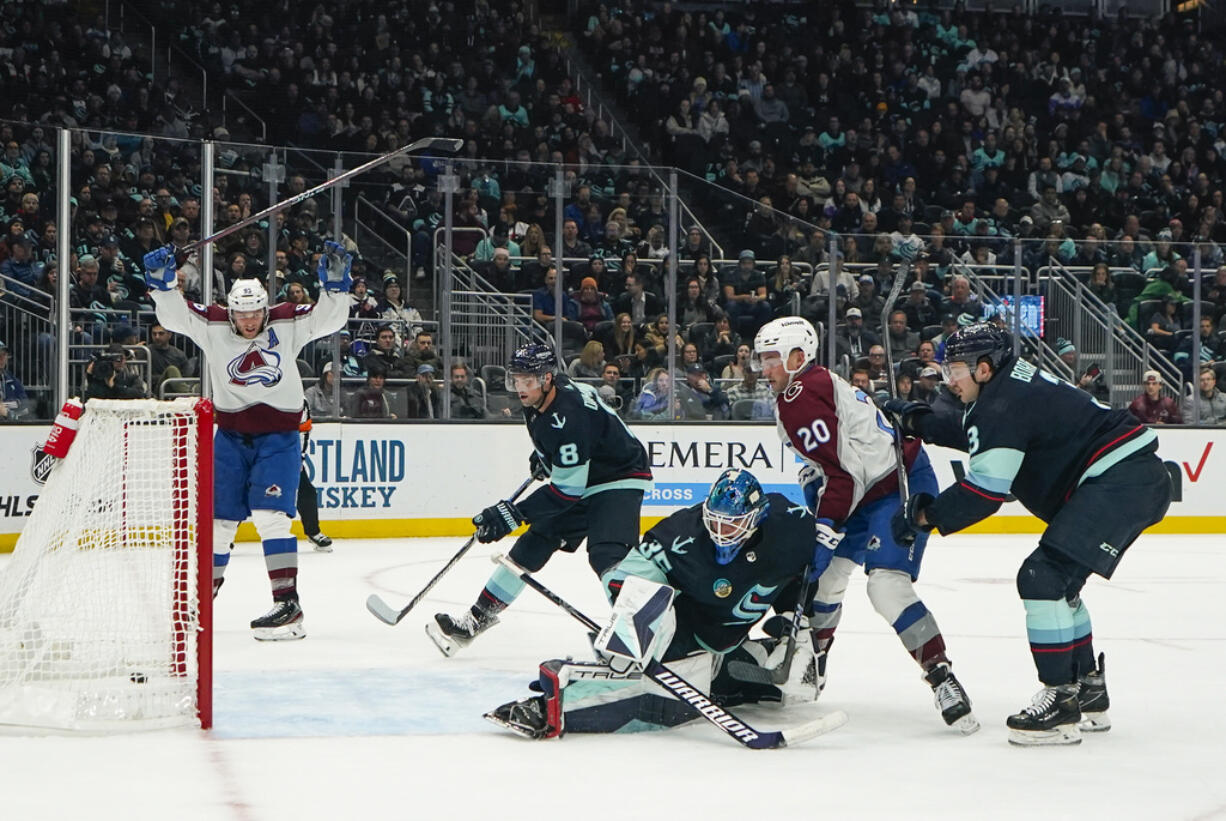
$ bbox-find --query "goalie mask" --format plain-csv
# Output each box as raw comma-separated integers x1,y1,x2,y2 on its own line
702,469,769,565
227,278,269,336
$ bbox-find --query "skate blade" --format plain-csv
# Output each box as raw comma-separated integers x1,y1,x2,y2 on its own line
425,622,464,657
1007,723,1081,746
950,712,981,735
1079,711,1110,732
312,542,333,553
252,622,306,641
482,709,545,740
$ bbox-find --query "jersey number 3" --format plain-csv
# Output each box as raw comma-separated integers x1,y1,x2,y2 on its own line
795,419,831,452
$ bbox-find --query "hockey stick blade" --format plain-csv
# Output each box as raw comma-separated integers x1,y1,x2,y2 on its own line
365,477,534,626
365,593,408,625
779,709,849,747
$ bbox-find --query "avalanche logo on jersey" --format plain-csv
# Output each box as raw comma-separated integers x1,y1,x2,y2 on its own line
227,343,283,387
782,380,804,403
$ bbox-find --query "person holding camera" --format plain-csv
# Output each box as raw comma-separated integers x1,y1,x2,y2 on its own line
82,344,147,402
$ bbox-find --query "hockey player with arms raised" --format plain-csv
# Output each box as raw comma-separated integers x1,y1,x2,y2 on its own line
752,316,978,734
486,469,831,739
890,323,1171,745
143,241,353,640
428,342,653,656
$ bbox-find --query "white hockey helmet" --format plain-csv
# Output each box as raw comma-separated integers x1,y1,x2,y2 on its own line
752,316,818,378
227,278,269,331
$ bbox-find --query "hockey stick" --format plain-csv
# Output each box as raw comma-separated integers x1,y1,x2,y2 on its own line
365,475,534,625
182,136,464,256
491,554,848,750
880,254,913,501
725,565,813,686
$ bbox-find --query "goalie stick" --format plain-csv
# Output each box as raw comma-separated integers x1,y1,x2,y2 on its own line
183,136,464,256
725,564,813,686
491,553,848,750
365,475,534,625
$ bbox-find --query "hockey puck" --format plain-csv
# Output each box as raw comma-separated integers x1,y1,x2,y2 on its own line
129,672,147,684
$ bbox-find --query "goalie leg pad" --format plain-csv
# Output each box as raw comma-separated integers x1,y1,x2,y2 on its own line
524,654,714,735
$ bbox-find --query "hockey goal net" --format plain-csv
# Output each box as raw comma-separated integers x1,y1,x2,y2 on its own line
0,398,213,731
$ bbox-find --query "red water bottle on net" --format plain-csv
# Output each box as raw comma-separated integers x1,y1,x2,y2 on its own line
42,398,85,459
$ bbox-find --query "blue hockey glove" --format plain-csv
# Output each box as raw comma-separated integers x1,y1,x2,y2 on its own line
809,518,843,581
891,492,935,548
876,397,933,436
799,464,825,513
142,245,177,291
473,500,523,543
528,451,550,481
317,239,353,293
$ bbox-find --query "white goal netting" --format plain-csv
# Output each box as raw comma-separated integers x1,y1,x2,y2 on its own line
0,398,211,731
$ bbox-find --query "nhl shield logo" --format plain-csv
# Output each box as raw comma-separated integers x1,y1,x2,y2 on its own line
30,445,55,485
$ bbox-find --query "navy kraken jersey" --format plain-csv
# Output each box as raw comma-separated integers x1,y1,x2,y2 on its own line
604,494,817,654
516,374,653,523
926,358,1158,533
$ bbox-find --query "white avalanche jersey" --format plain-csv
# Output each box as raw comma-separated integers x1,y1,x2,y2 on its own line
151,289,349,434
773,364,919,525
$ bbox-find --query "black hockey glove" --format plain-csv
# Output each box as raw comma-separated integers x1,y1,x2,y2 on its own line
876,397,933,437
473,500,523,543
528,451,550,481
891,492,935,548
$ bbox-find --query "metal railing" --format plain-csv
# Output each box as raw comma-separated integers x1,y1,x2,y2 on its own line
1038,260,1182,406
353,195,412,298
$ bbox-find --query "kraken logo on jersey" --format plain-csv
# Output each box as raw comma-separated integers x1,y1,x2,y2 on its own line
227,344,283,387
729,584,777,623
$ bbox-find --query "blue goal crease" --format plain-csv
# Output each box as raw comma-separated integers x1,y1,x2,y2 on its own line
210,668,527,739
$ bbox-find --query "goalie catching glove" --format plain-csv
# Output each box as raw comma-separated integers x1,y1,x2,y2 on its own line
594,575,677,674
142,245,177,291
473,499,523,543
317,239,354,293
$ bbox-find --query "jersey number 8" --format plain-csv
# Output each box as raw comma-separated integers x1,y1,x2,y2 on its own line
796,419,831,452
557,443,580,465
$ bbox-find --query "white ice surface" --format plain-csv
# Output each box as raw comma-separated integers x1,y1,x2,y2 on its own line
1,533,1224,821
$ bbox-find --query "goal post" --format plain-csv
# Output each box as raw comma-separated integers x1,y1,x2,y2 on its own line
0,398,214,731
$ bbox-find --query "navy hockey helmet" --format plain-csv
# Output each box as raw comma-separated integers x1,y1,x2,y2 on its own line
508,342,558,376
702,469,770,565
941,322,1013,378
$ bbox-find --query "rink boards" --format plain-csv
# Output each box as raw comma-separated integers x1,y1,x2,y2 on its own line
0,422,1222,549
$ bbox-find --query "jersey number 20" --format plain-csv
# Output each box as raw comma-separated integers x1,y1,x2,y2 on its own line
795,419,831,451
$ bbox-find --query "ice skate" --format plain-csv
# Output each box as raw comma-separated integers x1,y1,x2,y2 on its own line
1077,652,1110,732
426,607,499,657
1007,685,1082,746
924,662,980,735
307,532,333,552
251,597,306,641
484,696,549,739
